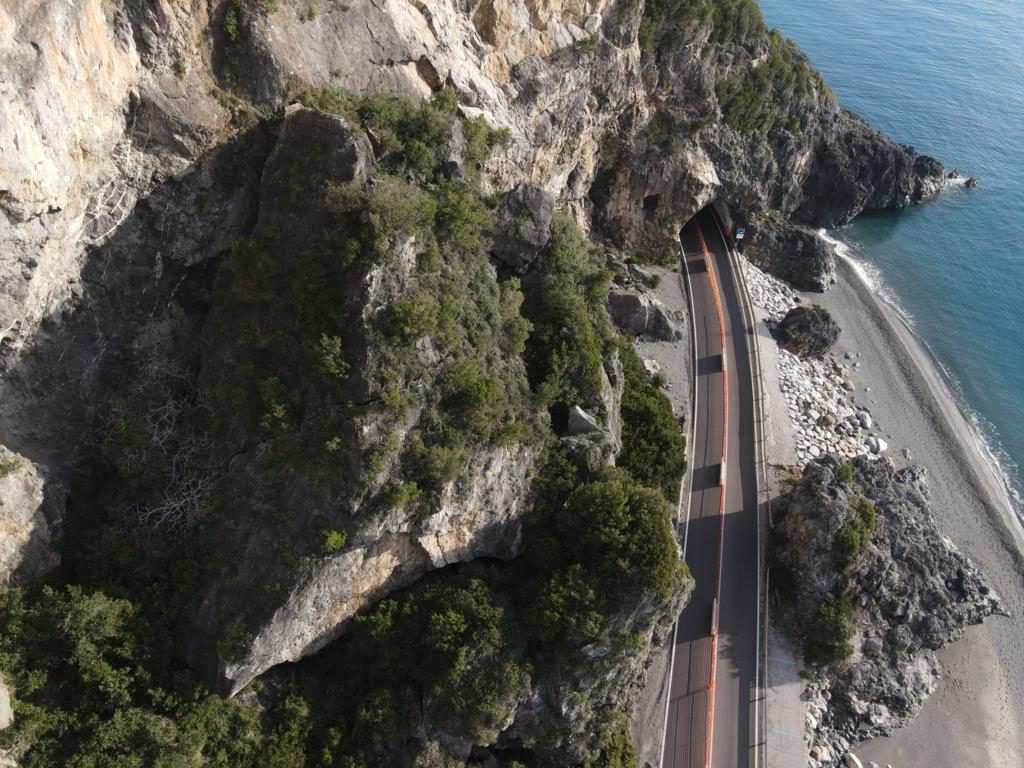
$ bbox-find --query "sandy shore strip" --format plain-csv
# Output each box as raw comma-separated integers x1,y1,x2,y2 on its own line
810,254,1024,765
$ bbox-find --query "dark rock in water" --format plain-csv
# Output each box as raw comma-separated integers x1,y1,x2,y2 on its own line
965,176,980,188
773,305,840,358
773,455,1001,760
746,224,837,292
491,183,555,270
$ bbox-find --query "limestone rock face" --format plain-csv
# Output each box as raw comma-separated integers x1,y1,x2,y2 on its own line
0,446,59,586
0,0,227,351
0,673,11,731
0,0,954,712
774,456,1001,759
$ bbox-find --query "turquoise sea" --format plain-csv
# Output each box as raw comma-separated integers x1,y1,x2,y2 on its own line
759,0,1024,514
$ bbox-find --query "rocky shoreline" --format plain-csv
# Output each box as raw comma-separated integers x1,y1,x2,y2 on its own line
742,256,890,464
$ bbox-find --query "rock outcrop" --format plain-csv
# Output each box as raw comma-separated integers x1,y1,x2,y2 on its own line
608,288,685,341
0,674,10,732
0,446,59,586
745,224,838,291
773,304,841,359
492,183,556,269
176,105,546,694
773,456,1001,761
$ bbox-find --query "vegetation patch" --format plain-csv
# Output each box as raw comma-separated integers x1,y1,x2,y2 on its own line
804,593,855,667
715,30,827,134
521,214,614,428
618,343,687,499
834,497,877,568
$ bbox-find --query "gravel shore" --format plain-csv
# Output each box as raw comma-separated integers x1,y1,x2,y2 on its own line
805,255,1024,766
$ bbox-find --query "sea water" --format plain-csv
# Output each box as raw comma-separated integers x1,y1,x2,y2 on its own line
758,0,1024,515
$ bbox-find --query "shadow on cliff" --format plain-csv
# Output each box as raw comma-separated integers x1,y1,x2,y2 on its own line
0,118,278,580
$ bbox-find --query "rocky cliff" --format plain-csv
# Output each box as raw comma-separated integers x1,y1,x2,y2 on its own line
772,456,1001,764
0,0,951,763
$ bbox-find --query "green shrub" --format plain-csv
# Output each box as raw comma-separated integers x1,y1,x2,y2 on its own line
409,438,463,493
530,564,605,643
326,577,530,748
430,87,459,114
618,344,687,498
522,214,612,419
368,175,438,240
0,458,20,478
381,481,422,508
317,334,349,380
322,529,349,554
462,115,510,165
222,0,278,48
440,360,509,442
435,180,493,253
0,586,262,767
386,290,439,344
834,497,877,567
559,475,678,599
585,718,638,768
835,462,854,484
259,376,293,432
804,593,855,666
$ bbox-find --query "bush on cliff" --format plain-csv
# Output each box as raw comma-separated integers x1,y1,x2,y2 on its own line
804,593,855,667
834,497,877,568
0,585,264,767
618,343,687,498
521,213,614,426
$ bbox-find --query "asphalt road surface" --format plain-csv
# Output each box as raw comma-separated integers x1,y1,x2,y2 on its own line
662,209,760,768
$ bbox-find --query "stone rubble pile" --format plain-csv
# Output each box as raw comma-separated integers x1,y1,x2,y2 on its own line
741,259,885,465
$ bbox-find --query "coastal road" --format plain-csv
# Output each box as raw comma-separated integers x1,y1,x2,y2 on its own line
661,209,761,768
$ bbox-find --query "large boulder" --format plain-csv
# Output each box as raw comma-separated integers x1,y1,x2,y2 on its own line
491,183,556,270
747,224,837,292
608,289,684,341
773,305,840,359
